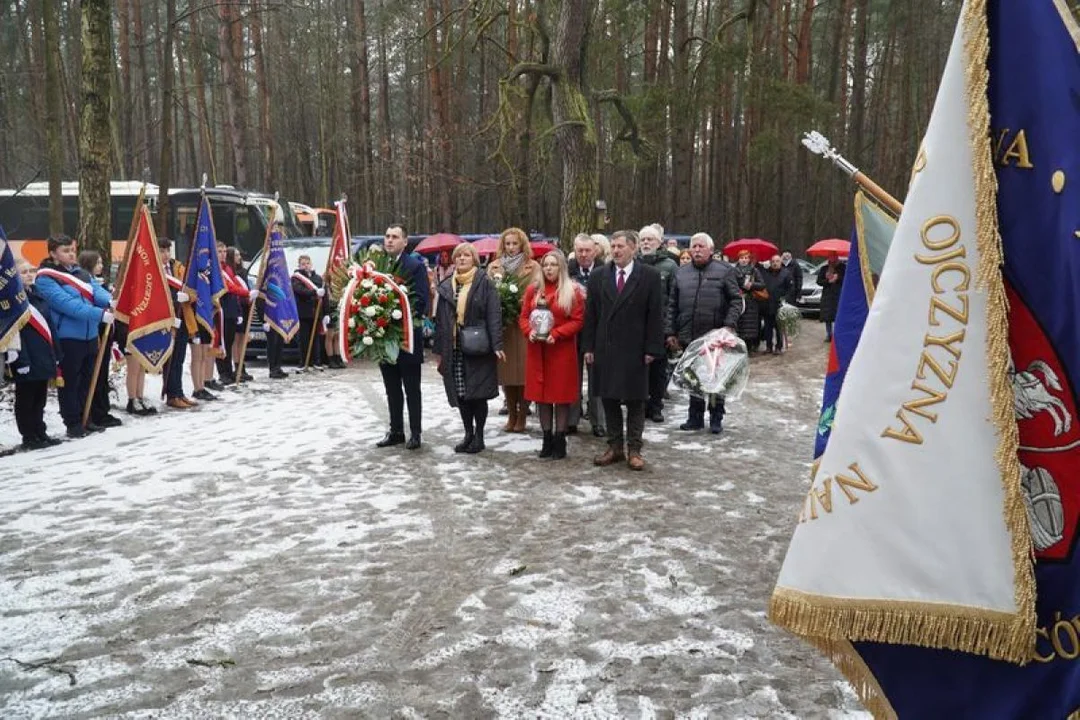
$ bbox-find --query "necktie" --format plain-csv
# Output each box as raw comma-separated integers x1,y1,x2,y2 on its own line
617,269,626,293
582,267,590,281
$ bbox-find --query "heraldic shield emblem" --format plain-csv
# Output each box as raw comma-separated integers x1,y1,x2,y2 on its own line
1008,284,1080,562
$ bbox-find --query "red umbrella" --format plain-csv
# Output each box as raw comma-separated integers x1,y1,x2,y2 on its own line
415,233,463,254
806,238,851,258
472,236,500,256
530,241,557,258
723,238,778,262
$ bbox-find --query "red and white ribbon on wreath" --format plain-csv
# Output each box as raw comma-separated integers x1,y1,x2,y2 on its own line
699,328,740,375
337,261,414,361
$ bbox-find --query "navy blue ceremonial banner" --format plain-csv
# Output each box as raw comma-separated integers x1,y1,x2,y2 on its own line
261,228,299,342
854,2,1080,716
181,196,226,334
0,225,30,350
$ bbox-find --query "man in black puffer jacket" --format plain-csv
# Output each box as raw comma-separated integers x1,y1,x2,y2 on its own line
637,223,679,423
665,232,743,434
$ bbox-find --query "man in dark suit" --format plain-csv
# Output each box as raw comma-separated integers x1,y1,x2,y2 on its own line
567,233,605,437
581,229,665,471
376,224,431,450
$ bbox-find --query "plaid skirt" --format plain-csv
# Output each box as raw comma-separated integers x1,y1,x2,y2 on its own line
452,348,467,400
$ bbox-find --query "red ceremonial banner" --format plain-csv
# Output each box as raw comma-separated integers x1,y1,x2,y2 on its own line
114,205,176,373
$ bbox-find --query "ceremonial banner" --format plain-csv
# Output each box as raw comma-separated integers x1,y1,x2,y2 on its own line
770,1,1050,715
261,228,300,342
815,194,897,458
113,205,175,373
182,195,226,335
327,200,351,281
0,226,29,351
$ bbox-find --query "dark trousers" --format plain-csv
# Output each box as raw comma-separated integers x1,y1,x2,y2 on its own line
267,332,284,372
165,326,188,399
216,318,238,380
15,381,49,441
90,326,115,422
689,394,725,421
602,398,645,453
296,318,323,367
380,361,423,436
57,338,96,427
571,349,604,430
762,312,782,351
647,356,668,413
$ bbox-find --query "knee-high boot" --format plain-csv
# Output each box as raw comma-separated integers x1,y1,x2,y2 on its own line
512,385,527,433
503,386,518,432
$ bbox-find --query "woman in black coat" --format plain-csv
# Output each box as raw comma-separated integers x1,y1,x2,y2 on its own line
817,254,846,342
8,262,62,449
432,243,505,454
731,250,766,350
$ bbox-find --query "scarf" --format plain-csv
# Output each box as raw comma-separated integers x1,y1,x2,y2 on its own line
452,266,478,328
500,251,525,276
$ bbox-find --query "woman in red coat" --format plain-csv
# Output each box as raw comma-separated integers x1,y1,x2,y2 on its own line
519,249,585,460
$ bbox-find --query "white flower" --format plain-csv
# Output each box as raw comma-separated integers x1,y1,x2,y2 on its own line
364,306,378,317
376,328,386,337
347,317,356,329
508,284,518,293
391,309,403,320
361,279,374,289
362,335,374,346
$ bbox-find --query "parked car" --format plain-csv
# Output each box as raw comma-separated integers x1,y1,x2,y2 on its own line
795,259,824,316
243,236,362,362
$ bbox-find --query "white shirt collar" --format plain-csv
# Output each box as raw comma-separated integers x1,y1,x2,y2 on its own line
615,260,634,279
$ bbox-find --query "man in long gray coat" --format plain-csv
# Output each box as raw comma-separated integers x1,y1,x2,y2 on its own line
582,230,665,471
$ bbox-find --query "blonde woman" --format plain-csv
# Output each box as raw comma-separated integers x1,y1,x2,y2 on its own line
519,250,584,460
591,233,611,265
486,227,541,432
432,242,505,453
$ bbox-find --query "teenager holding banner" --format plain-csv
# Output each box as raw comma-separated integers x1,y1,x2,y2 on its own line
35,235,114,438
7,260,61,449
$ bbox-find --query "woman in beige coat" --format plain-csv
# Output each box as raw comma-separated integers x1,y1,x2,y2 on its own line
487,227,541,432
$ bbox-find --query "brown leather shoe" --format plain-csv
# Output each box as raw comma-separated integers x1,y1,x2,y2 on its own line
511,397,527,433
167,397,191,410
593,448,626,467
627,452,646,471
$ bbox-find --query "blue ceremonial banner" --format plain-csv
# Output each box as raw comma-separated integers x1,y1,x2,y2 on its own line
181,196,226,335
852,2,1080,717
261,228,299,342
0,225,31,351
815,193,896,458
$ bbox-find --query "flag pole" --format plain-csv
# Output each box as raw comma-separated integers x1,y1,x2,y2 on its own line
303,194,347,369
82,184,146,428
234,209,274,385
801,130,904,216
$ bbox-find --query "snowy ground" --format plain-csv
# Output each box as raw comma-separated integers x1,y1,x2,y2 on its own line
0,322,870,719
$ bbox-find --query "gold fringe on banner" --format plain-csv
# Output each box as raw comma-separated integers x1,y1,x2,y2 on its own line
961,0,1036,664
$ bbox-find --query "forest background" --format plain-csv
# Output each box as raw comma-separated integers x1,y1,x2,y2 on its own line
3,0,1018,255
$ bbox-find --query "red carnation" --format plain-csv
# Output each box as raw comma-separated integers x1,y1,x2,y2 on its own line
374,276,385,286
377,317,388,328
360,295,371,307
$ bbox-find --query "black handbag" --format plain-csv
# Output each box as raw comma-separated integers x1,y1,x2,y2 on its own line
458,325,491,356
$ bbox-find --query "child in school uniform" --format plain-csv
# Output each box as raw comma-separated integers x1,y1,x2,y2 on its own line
7,260,62,449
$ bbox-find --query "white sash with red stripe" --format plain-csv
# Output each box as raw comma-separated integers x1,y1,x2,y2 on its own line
36,267,94,301
27,304,53,347
223,266,247,295
292,271,320,293
165,272,184,291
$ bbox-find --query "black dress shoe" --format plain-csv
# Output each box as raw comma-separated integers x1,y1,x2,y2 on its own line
269,369,289,379
376,432,406,448
21,437,48,451
647,409,664,423
66,425,89,439
96,414,123,428
462,435,484,453
205,379,226,391
454,434,475,453
193,389,218,401
405,434,422,450
40,434,63,447
85,422,106,434
591,426,606,438
241,371,255,381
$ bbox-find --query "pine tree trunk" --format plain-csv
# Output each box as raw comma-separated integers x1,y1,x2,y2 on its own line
218,2,250,187
189,8,216,184
116,0,133,178
378,0,394,222
157,0,176,238
131,0,154,175
79,0,113,276
351,0,374,221
43,0,64,234
251,0,274,191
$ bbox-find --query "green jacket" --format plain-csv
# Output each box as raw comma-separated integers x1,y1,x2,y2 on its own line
637,251,679,300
